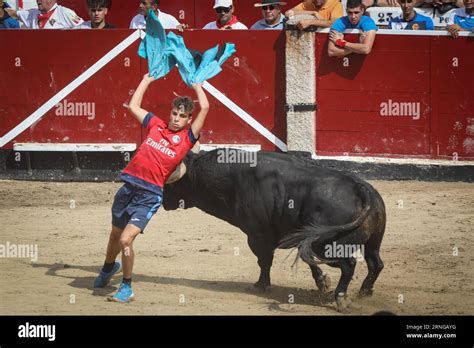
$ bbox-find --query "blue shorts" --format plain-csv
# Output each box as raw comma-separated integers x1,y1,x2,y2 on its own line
111,183,163,232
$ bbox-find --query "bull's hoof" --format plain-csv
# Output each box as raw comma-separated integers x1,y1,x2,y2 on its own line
316,273,331,293
358,288,374,298
248,281,271,292
336,293,351,313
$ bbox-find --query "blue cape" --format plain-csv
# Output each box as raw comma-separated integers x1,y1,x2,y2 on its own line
138,11,237,86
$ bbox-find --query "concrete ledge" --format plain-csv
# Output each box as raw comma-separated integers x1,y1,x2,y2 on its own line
309,154,474,182
0,150,472,182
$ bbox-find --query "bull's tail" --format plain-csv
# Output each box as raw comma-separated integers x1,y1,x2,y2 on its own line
277,182,372,267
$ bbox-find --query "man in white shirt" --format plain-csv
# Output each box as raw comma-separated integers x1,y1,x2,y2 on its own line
5,0,84,29
203,0,248,30
130,0,184,30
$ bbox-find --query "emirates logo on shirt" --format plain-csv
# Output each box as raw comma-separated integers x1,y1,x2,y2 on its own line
172,135,181,144
146,138,176,158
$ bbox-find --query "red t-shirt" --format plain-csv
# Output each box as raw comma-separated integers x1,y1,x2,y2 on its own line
120,113,197,194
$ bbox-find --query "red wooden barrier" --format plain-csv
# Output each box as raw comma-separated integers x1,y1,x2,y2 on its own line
0,30,286,151
315,32,474,160
1,29,473,160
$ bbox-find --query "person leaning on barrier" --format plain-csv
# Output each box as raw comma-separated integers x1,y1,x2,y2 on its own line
388,0,434,29
80,0,115,29
0,0,19,28
203,0,248,30
5,0,84,29
446,0,474,37
328,0,378,57
285,0,343,30
130,0,187,30
251,0,287,29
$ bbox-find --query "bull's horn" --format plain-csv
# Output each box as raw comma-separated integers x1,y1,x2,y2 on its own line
166,163,187,184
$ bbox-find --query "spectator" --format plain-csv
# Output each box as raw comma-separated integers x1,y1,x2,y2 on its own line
388,0,434,29
251,0,287,30
81,0,115,29
285,0,343,30
328,0,378,57
0,0,19,28
130,0,185,30
418,0,463,14
203,0,248,30
446,0,474,37
5,0,84,29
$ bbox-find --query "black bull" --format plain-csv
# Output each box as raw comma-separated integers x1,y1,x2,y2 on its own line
163,150,386,309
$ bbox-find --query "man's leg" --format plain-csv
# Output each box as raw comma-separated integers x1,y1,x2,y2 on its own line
105,225,123,263
94,225,123,288
108,223,141,303
120,224,142,280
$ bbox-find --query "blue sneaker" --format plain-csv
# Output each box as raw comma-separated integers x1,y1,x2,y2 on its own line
108,282,134,303
93,262,121,288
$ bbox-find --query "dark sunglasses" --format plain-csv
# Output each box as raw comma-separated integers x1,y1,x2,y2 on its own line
215,6,232,14
261,5,276,10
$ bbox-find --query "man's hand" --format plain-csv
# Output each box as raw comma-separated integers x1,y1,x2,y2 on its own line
142,73,155,84
329,30,344,43
311,11,323,19
386,0,399,6
447,24,462,38
297,19,315,30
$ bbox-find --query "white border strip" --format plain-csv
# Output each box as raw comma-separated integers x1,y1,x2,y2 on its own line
202,81,288,152
311,153,474,166
0,30,142,148
200,144,261,152
13,143,137,152
317,27,474,36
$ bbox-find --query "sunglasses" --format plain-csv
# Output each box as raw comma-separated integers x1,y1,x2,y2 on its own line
215,6,232,14
261,5,276,10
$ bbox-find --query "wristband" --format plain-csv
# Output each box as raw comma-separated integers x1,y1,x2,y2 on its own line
335,39,347,48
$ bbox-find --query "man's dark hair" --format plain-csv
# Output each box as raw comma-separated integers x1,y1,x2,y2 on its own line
150,0,161,7
86,0,112,9
172,96,195,116
346,0,365,9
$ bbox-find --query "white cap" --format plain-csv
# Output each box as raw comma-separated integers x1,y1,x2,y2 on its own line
213,0,233,8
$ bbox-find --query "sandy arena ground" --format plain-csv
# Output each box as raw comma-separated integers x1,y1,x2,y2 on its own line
0,179,472,315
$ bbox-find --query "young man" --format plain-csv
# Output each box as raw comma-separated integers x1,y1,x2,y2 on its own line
0,0,19,28
203,0,248,30
251,0,287,30
81,0,115,29
446,0,474,38
388,0,434,30
5,0,83,29
130,0,184,30
285,0,343,30
94,76,209,303
328,0,378,57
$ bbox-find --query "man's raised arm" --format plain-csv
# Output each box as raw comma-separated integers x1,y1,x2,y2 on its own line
128,74,155,125
190,83,210,139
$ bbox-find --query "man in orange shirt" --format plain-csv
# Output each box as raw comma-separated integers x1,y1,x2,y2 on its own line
285,0,343,30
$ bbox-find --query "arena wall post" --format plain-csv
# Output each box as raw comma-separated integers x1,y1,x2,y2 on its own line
285,29,316,153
